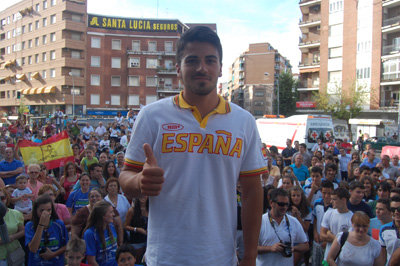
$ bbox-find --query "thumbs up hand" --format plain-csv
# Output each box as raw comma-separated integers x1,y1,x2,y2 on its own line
139,143,165,196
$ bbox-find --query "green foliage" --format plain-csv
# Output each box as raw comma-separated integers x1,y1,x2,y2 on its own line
274,71,298,116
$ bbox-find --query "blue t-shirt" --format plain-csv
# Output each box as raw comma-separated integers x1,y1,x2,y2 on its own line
360,158,380,169
347,200,374,218
84,224,118,266
73,178,106,191
0,159,24,185
66,189,89,214
290,163,310,182
25,219,68,266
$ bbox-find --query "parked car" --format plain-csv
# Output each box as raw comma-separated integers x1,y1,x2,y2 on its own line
363,137,400,151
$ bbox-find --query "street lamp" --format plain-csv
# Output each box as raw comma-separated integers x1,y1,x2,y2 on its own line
264,72,280,116
69,72,75,117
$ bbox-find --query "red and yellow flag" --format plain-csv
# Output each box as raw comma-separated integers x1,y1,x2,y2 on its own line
18,131,74,169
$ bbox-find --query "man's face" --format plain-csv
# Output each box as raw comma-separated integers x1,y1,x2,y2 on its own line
381,156,390,167
271,195,289,218
360,170,370,179
339,148,346,156
377,187,389,199
392,156,399,165
117,154,124,164
376,202,391,221
91,166,103,179
176,41,222,96
331,194,345,209
286,139,291,147
350,187,364,204
311,172,322,187
368,151,375,161
391,201,400,225
300,145,306,153
295,155,303,165
4,148,13,160
326,168,336,180
371,171,380,182
0,143,6,153
321,187,332,205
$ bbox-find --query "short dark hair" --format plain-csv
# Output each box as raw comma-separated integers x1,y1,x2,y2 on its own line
349,180,365,191
371,167,381,174
377,181,391,192
116,244,136,261
332,187,350,200
176,26,222,65
377,198,391,211
391,196,400,203
359,165,371,174
89,163,101,172
321,180,334,190
270,188,289,202
311,166,323,176
300,143,307,149
325,163,337,173
270,146,278,154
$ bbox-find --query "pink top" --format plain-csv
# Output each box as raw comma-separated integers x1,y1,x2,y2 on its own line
27,180,44,200
54,203,71,223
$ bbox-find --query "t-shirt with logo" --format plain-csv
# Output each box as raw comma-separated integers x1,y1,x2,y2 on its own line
84,223,118,266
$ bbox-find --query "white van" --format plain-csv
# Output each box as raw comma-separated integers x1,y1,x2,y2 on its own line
256,114,334,151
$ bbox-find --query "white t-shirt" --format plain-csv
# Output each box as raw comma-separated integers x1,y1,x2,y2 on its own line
336,232,380,266
321,209,353,259
338,154,351,172
379,222,400,265
95,126,107,137
313,200,332,234
125,94,267,266
82,126,94,137
12,187,33,213
256,212,308,266
104,194,131,224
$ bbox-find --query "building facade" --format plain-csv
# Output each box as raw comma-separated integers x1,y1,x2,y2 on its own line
227,42,291,116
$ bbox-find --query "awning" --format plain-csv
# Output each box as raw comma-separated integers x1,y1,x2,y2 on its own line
349,119,385,126
43,86,56,94
21,88,31,95
299,67,320,73
32,72,40,79
36,87,46,94
28,88,38,95
16,74,26,81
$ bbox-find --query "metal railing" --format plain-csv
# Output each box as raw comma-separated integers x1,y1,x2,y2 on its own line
383,15,400,27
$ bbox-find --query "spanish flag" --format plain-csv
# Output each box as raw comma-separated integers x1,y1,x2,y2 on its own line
18,131,74,169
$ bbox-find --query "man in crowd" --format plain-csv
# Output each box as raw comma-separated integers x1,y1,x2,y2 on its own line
120,26,267,265
0,147,23,185
95,122,107,138
292,143,312,167
338,147,351,181
347,181,374,218
256,188,308,266
391,155,400,169
323,163,339,189
82,122,94,141
381,155,400,180
360,149,380,168
53,107,64,133
369,198,392,240
282,139,296,167
379,196,400,264
290,154,309,186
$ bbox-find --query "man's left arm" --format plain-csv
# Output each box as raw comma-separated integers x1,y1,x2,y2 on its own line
238,175,263,266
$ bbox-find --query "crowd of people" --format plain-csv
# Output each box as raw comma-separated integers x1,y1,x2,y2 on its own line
0,109,142,266
254,137,400,265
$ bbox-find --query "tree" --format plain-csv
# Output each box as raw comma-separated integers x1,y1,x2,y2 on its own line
274,71,299,117
313,82,367,141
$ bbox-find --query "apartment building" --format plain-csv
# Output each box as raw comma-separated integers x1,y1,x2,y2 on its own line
0,0,87,116
298,0,398,119
227,42,291,116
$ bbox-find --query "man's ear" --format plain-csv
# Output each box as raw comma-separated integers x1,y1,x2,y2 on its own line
176,63,181,79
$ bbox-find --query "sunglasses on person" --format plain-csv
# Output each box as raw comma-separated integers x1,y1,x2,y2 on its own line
273,201,289,207
391,206,400,213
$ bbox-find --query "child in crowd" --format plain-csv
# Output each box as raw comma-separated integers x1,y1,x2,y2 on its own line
65,236,89,266
11,174,33,214
80,146,99,172
116,244,137,266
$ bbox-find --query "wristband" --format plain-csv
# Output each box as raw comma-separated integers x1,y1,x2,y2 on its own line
134,227,137,233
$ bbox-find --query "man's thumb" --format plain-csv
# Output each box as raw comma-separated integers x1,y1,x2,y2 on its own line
143,143,157,167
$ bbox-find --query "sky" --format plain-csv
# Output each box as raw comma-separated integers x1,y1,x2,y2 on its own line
3,0,301,83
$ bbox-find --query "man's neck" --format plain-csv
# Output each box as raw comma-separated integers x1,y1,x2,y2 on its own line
349,198,360,205
337,206,349,213
270,211,284,224
380,216,392,225
182,90,219,118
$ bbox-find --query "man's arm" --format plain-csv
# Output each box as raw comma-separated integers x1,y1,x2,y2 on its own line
0,166,23,178
320,226,335,243
379,247,387,266
238,175,263,265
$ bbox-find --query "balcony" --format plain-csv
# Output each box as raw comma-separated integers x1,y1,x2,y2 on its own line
380,98,398,108
299,39,320,50
156,67,176,75
382,43,400,56
299,0,321,6
382,16,400,33
382,72,400,83
127,50,176,56
382,0,400,7
299,16,321,27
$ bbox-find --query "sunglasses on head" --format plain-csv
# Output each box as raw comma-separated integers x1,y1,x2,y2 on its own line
274,201,289,207
391,206,400,213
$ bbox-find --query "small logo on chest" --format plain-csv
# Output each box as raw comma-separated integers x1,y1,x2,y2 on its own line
162,123,184,131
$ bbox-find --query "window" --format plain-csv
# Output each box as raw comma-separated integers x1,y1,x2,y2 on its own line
111,95,120,105
111,57,121,68
50,14,56,24
51,0,56,6
91,94,100,105
128,95,140,105
35,37,40,46
50,50,56,60
111,76,121,86
35,3,40,12
43,0,48,9
146,58,158,68
148,41,157,52
146,95,157,104
28,23,33,32
42,52,47,62
70,69,80,76
50,32,56,42
91,56,100,67
6,31,10,39
21,57,25,65
91,37,101,48
329,0,343,13
35,54,39,63
146,76,157,87
43,18,47,27
112,39,121,50
132,40,140,51
71,32,81,40
71,50,81,59
128,76,139,86
128,58,140,67
42,35,47,44
328,47,342,58
328,71,341,83
164,60,173,69
6,46,10,54
165,41,173,52
21,25,25,34
356,67,371,79
254,91,265,97
42,70,46,79
71,14,81,22
28,56,32,64
50,68,56,78
329,24,342,37
91,74,100,85
164,78,172,88
35,20,40,29
28,39,32,48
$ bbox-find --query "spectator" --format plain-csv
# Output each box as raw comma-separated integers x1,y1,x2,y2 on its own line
360,149,380,168
66,173,90,215
11,174,33,214
95,122,107,138
65,236,87,266
290,154,310,186
25,195,68,266
103,160,119,180
53,108,64,134
323,163,339,189
338,147,351,181
80,147,99,173
26,164,44,200
82,122,94,142
282,139,296,167
369,198,392,240
369,181,391,216
382,155,400,180
116,244,136,266
347,181,374,218
379,196,400,264
60,161,79,202
115,152,125,174
391,155,400,170
361,176,377,203
292,143,312,167
304,166,323,207
73,163,106,192
104,178,130,224
0,147,24,185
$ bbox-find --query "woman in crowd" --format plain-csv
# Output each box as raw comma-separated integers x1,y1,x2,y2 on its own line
327,211,382,266
0,188,25,266
38,185,71,230
98,152,109,168
109,138,117,156
361,176,377,203
37,165,64,200
124,196,148,263
27,164,44,200
66,172,90,215
103,161,119,180
278,166,301,189
104,178,130,224
84,200,118,266
72,144,83,174
275,155,284,173
23,125,32,141
60,161,79,202
25,195,68,266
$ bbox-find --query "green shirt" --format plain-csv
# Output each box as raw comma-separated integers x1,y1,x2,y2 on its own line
0,208,24,260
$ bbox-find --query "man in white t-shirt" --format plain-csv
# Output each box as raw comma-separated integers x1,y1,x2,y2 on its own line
320,187,353,259
95,122,107,138
256,188,308,266
120,26,267,266
379,196,400,265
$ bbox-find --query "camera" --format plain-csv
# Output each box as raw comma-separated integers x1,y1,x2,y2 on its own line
281,241,292,257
